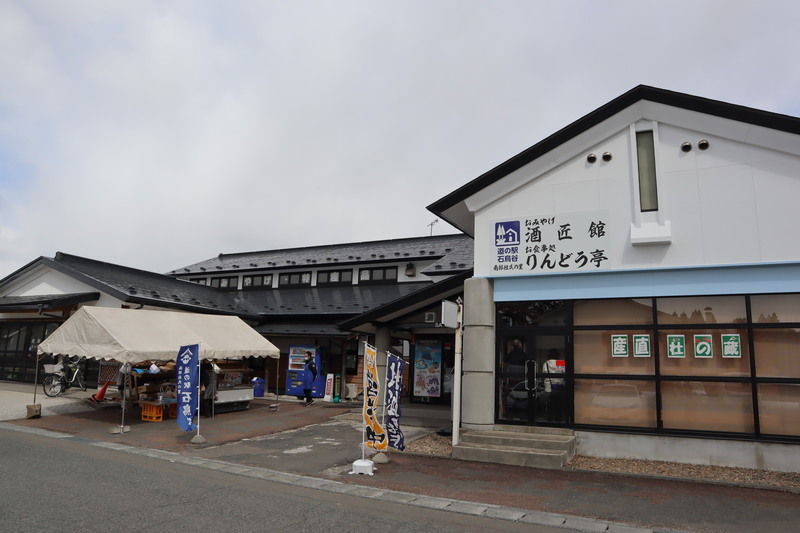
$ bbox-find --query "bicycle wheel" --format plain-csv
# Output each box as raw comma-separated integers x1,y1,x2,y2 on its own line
43,374,64,397
77,372,86,391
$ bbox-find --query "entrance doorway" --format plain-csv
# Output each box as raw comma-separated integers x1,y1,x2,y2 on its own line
498,332,570,426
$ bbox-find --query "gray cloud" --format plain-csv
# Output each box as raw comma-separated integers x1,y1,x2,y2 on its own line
2,0,799,277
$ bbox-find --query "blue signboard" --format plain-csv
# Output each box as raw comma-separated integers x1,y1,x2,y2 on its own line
176,344,199,432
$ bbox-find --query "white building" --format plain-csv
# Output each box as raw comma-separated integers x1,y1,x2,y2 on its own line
429,85,800,472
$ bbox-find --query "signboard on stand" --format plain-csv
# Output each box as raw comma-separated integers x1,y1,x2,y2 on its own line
323,373,334,402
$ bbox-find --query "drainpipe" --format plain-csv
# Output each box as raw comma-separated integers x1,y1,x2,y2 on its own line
452,297,463,447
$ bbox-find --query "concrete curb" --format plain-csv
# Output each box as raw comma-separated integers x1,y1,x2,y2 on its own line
0,421,687,533
565,466,800,495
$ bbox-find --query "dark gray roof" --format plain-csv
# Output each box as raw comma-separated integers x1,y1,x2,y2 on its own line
0,292,101,311
238,282,434,317
422,242,473,275
43,253,260,318
170,234,473,275
255,322,351,337
339,270,471,330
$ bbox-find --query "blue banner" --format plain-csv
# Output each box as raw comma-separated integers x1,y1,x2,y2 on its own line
384,353,407,450
176,344,199,432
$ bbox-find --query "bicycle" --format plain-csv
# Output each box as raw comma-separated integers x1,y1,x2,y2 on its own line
42,356,87,397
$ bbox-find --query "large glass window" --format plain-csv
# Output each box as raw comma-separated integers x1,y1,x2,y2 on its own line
658,329,751,377
499,293,800,438
758,384,800,436
575,379,656,427
751,294,800,323
655,296,746,324
574,299,653,326
753,328,800,378
497,301,568,327
661,381,754,433
574,330,655,374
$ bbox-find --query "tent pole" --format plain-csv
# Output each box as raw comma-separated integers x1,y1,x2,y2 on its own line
191,353,206,444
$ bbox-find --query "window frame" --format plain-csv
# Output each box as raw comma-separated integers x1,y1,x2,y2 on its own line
358,266,398,284
209,276,238,289
317,269,353,286
278,271,312,287
242,274,274,290
496,293,800,441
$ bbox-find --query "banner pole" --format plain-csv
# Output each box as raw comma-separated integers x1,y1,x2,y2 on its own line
381,351,389,428
360,341,367,461
190,348,206,444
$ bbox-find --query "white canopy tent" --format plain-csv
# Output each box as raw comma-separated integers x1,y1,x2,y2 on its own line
37,307,279,362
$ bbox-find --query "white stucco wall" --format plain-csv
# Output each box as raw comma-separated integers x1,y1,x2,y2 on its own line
472,110,800,278
0,266,124,319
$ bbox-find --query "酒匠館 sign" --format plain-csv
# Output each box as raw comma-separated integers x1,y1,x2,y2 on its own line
492,210,612,275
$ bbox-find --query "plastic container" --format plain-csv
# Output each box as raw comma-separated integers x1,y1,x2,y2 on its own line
252,377,265,397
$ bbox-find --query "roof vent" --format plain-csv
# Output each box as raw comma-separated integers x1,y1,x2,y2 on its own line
232,264,239,268
216,266,222,270
200,267,206,271
250,263,257,267
218,253,224,259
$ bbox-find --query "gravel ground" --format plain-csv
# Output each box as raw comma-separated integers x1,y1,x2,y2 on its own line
402,433,800,492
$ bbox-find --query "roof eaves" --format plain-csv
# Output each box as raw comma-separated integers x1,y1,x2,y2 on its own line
427,85,800,218
339,270,471,330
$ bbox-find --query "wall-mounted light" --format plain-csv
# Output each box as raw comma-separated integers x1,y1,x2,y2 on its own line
602,152,612,162
698,139,710,150
404,263,416,277
586,153,597,164
681,142,692,153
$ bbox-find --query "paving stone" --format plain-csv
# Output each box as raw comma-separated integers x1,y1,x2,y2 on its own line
411,496,453,510
519,512,567,527
444,501,489,516
562,516,609,532
482,507,527,521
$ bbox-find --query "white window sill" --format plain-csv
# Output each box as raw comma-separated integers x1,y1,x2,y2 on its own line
630,220,672,245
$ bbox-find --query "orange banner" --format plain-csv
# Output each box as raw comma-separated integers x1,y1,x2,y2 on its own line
363,343,387,450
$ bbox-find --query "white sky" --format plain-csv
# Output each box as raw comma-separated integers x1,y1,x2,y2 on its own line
1,1,799,279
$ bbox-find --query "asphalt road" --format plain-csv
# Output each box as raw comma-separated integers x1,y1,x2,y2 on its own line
0,428,562,533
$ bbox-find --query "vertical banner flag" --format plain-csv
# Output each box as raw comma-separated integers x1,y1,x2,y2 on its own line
363,343,387,450
385,353,407,450
176,344,199,432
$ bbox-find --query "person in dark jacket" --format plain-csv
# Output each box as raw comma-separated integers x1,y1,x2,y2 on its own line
302,351,317,406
